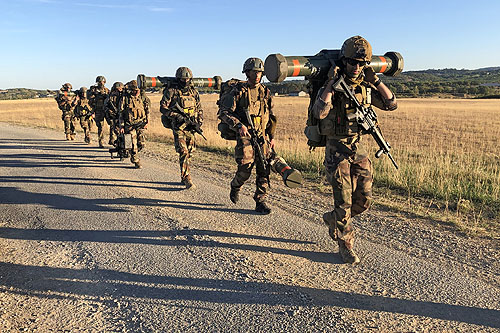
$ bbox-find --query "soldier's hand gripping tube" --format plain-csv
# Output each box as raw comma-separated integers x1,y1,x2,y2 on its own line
137,74,222,90
264,50,404,82
332,76,399,169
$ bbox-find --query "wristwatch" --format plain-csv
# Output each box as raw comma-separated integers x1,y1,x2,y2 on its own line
373,79,382,87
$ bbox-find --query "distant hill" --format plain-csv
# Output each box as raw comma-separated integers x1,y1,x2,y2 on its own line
2,67,500,100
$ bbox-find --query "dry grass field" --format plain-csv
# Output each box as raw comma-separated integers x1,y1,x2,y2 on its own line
1,95,499,235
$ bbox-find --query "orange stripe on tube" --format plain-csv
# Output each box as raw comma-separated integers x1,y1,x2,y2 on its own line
151,77,157,87
208,78,213,87
292,59,300,77
280,166,291,174
379,56,387,73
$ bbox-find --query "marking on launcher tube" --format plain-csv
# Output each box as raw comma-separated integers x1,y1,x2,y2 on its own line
151,77,157,87
281,166,291,174
208,78,213,87
292,59,300,77
379,57,387,73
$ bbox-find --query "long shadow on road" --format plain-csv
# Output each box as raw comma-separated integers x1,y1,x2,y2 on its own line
0,227,330,264
0,261,498,328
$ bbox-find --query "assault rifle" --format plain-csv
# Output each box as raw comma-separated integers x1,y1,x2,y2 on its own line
332,76,399,169
242,108,271,184
172,102,207,140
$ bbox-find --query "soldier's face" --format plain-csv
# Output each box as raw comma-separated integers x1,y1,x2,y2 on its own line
344,58,366,79
98,81,105,87
246,70,262,86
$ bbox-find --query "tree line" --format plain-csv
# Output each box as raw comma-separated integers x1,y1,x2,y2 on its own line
2,67,499,100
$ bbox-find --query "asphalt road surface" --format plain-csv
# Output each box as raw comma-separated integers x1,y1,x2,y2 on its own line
1,122,499,332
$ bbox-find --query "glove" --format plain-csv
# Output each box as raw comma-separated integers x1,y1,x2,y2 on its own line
363,66,379,84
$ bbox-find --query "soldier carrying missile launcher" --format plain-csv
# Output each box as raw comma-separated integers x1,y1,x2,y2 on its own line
311,36,398,264
55,83,77,140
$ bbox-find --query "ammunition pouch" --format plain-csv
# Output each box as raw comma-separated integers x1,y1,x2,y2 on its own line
304,124,326,147
217,122,237,141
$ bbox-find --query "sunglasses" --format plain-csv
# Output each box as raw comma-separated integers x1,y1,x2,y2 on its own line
346,58,369,67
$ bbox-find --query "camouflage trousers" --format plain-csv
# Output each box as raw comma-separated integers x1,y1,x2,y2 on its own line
94,110,106,144
109,119,118,146
62,112,75,135
322,138,373,239
78,117,92,142
173,129,195,182
231,136,270,204
125,127,146,164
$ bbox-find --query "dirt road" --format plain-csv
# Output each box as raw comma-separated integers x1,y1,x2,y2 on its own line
1,122,499,332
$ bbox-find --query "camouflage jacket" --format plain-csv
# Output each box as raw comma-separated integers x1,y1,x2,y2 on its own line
160,84,203,130
218,81,276,140
104,90,122,120
73,97,93,119
313,76,397,139
55,90,75,112
88,85,110,112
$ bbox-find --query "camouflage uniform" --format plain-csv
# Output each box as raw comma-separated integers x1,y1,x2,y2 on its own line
218,58,276,211
104,82,124,147
55,83,76,140
312,36,397,263
88,76,110,147
72,87,93,144
160,67,204,188
118,81,150,168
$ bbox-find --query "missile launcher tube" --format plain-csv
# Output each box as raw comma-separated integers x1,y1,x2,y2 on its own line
137,74,222,90
264,50,404,83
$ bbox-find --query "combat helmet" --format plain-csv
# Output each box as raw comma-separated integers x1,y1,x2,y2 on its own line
96,75,106,83
242,57,264,73
78,87,88,97
340,36,372,62
175,67,193,79
112,81,124,90
126,80,138,90
62,83,72,90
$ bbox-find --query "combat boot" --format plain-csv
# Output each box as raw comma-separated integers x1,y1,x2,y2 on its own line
70,134,75,140
183,177,196,189
230,187,239,204
337,230,360,264
85,136,90,144
98,139,104,148
65,133,71,140
255,202,271,215
134,161,142,169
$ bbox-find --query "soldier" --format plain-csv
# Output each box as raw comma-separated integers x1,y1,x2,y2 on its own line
312,36,398,264
88,75,110,147
55,83,76,140
218,58,277,214
104,82,124,147
160,67,204,189
118,80,150,168
72,87,94,144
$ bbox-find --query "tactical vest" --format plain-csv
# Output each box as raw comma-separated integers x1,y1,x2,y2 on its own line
75,99,91,117
176,88,198,117
320,84,372,137
90,86,109,110
238,84,269,135
124,95,147,124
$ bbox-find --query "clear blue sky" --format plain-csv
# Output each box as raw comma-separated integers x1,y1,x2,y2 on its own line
1,0,499,89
